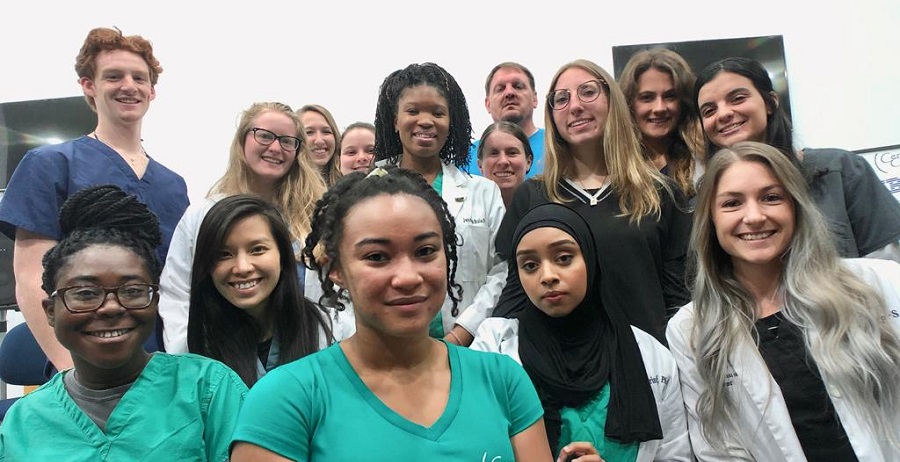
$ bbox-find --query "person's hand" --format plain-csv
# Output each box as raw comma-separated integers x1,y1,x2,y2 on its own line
443,325,473,346
556,441,604,462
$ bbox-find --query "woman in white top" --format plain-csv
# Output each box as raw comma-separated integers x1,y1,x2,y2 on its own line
159,102,338,353
667,141,900,461
372,62,507,346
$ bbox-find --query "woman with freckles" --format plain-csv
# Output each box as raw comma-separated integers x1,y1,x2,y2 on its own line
159,102,339,354
667,141,900,461
371,62,507,347
494,59,692,343
694,57,900,261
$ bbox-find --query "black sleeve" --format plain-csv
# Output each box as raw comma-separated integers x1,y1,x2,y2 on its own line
660,184,693,316
493,180,544,318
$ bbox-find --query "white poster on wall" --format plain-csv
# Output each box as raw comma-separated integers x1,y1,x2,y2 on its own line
855,145,900,203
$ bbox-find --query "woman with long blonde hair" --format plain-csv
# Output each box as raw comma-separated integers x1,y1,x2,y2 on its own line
159,102,328,353
667,141,900,460
494,59,691,343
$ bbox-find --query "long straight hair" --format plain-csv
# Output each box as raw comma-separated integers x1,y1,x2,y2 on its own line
187,195,332,387
543,59,667,223
690,141,900,447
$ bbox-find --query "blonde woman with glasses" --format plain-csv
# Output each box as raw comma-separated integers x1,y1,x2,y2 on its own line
494,59,692,344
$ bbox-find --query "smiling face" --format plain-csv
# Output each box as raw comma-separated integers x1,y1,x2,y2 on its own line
712,160,795,277
478,130,531,197
551,67,609,148
301,110,337,168
698,72,774,148
329,194,447,339
340,127,376,174
485,67,538,125
211,214,282,323
43,244,156,382
395,85,450,164
516,227,587,317
632,68,681,142
80,49,156,125
242,111,299,192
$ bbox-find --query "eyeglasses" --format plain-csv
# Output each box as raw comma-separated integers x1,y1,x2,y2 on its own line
548,79,608,110
50,284,159,313
249,128,302,153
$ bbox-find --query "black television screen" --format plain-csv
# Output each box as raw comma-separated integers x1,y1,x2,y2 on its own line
0,96,97,189
612,35,791,122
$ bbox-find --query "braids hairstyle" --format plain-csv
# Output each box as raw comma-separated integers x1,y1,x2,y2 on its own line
303,167,462,314
42,184,162,294
693,57,796,164
209,102,326,247
187,195,331,387
619,48,705,197
299,104,343,187
373,62,472,169
690,141,900,448
543,59,668,223
476,121,534,170
74,27,162,111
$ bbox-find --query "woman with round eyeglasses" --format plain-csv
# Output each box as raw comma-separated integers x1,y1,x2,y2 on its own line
0,185,248,460
494,59,692,345
158,102,344,355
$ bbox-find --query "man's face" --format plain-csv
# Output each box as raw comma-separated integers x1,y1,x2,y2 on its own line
485,67,537,125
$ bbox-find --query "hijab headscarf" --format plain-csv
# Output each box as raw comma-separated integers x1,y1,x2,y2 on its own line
511,203,662,449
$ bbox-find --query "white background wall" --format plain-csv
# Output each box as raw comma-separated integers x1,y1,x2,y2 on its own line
0,0,898,396
3,0,899,204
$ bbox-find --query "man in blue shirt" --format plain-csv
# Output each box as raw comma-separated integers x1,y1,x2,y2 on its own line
466,62,545,177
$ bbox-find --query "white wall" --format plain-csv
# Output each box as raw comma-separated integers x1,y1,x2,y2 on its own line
2,0,898,205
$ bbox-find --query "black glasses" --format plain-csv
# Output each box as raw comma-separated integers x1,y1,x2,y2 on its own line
548,79,607,110
51,284,159,313
249,127,302,153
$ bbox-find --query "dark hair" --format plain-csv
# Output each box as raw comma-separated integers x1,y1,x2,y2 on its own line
303,167,462,315
484,62,537,95
693,57,796,164
476,121,535,170
42,185,161,294
373,62,472,169
187,195,331,387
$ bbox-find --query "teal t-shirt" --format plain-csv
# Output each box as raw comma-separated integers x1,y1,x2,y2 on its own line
559,383,639,461
232,342,544,461
0,353,248,462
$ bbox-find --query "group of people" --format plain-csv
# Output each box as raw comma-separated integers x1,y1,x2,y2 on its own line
0,25,898,462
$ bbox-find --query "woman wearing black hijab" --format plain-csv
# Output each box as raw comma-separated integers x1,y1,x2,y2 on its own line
472,203,691,461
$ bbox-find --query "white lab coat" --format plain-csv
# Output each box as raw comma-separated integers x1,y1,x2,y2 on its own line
471,318,693,462
157,196,350,353
436,163,508,336
666,258,900,461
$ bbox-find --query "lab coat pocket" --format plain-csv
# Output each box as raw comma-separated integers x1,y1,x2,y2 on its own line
455,222,490,283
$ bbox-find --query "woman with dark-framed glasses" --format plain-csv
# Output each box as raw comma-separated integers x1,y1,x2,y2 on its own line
0,185,247,461
493,59,692,344
158,102,353,355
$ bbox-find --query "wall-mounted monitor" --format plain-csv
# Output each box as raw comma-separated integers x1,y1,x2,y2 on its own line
0,96,96,189
612,35,791,122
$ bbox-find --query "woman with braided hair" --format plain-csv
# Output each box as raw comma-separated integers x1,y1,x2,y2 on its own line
0,184,247,461
372,62,507,347
231,168,553,462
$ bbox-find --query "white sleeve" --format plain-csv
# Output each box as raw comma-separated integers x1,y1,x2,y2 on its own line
158,201,214,353
455,182,507,335
665,309,753,462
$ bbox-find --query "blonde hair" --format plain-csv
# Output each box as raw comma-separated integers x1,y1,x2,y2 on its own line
543,59,666,223
690,141,900,448
299,104,343,187
210,102,326,244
